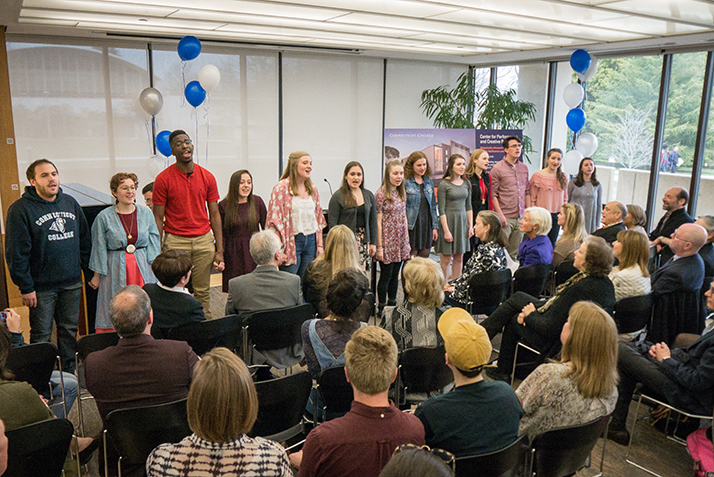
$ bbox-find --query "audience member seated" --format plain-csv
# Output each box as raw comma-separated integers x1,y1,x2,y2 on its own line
414,308,522,457
383,258,449,349
650,187,694,266
225,229,302,316
0,319,92,477
445,211,508,308
651,223,706,298
607,280,714,446
85,285,199,421
517,206,553,267
592,201,627,245
553,203,587,267
624,204,648,236
482,236,615,382
695,215,714,276
290,327,425,476
516,301,618,440
302,225,362,317
302,268,368,419
379,445,454,477
5,308,78,419
143,250,205,339
146,348,292,476
610,230,651,302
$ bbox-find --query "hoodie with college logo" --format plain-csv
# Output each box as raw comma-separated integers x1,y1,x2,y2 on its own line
5,186,91,294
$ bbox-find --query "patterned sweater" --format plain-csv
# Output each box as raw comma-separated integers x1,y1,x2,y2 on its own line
609,265,651,302
450,242,508,304
147,433,292,477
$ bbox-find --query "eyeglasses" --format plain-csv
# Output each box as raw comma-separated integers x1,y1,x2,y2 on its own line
173,139,192,147
393,444,455,472
118,186,136,192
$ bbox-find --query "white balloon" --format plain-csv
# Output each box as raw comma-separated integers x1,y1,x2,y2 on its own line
577,55,599,82
563,83,585,109
575,132,599,157
198,64,221,93
139,87,163,116
562,150,584,176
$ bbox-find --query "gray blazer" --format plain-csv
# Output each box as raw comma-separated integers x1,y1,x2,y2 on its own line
327,188,378,244
225,265,303,316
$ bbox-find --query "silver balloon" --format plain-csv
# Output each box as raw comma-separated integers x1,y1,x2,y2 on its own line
139,87,164,117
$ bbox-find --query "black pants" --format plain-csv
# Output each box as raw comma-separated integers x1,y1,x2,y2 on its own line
378,261,404,305
547,213,560,247
481,291,554,374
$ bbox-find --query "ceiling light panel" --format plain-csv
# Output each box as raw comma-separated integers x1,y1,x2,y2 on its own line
587,0,714,26
24,0,177,16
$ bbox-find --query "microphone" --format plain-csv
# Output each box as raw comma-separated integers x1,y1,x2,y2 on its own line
324,178,333,196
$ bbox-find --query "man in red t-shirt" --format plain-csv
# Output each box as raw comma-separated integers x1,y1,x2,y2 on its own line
152,130,224,319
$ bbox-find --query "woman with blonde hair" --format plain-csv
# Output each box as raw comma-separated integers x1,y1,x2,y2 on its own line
267,151,326,278
436,154,473,281
381,257,449,349
610,230,651,302
303,225,363,317
404,151,439,258
376,160,411,313
517,206,553,267
463,149,493,263
147,348,292,476
516,301,619,439
446,210,508,308
553,203,588,267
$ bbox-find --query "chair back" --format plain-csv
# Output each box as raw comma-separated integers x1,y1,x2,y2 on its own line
530,415,610,477
167,314,244,356
104,398,191,469
6,342,58,396
513,263,553,298
469,269,512,315
614,294,654,334
318,366,353,417
5,418,75,477
554,260,578,286
243,304,313,357
76,332,120,362
250,371,312,442
397,345,453,405
455,434,529,477
650,290,702,345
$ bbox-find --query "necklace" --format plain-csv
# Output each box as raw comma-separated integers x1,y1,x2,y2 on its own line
117,206,136,240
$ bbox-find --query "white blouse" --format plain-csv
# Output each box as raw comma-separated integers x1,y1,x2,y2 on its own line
291,196,319,236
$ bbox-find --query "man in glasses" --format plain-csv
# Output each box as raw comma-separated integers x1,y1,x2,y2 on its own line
290,326,424,476
651,223,706,297
415,308,523,457
152,129,224,319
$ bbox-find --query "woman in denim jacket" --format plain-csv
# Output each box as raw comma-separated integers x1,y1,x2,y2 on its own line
404,151,439,258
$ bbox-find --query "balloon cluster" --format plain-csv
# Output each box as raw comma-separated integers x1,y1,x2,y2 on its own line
139,36,223,158
563,49,600,174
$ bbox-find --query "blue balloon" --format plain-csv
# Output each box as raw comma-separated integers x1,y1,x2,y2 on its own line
566,108,586,132
156,130,172,157
185,81,206,108
570,49,591,74
177,36,201,61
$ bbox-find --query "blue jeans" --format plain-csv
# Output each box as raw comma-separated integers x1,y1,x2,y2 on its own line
280,233,316,279
49,371,78,419
30,286,81,373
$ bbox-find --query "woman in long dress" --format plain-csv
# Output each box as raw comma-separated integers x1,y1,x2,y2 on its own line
567,157,603,234
89,172,159,332
219,170,267,292
435,154,473,282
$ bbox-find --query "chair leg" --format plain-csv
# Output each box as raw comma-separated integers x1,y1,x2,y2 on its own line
511,344,520,386
103,430,109,477
625,394,664,477
73,435,81,477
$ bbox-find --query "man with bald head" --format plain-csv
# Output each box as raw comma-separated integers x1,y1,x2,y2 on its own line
591,201,627,245
650,223,706,297
650,187,694,265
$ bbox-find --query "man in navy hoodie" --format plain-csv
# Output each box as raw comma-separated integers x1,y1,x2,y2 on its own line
5,159,91,372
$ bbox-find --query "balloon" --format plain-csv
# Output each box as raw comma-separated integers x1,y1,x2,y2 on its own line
570,49,591,74
198,64,221,93
577,55,599,82
185,81,206,108
138,87,163,116
156,130,172,157
566,108,586,132
562,150,584,176
575,132,599,157
563,83,585,109
177,36,201,61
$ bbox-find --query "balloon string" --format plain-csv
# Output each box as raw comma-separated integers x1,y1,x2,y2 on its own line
145,121,153,157
194,108,199,165
203,94,210,164
181,62,187,108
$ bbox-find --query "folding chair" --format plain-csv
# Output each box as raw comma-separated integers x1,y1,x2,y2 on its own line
454,434,529,477
314,365,353,423
396,345,454,409
468,269,512,317
513,263,553,299
103,398,191,477
5,418,78,477
614,294,653,336
166,314,244,356
242,304,313,368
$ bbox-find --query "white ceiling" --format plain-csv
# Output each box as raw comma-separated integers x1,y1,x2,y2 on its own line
3,0,714,64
